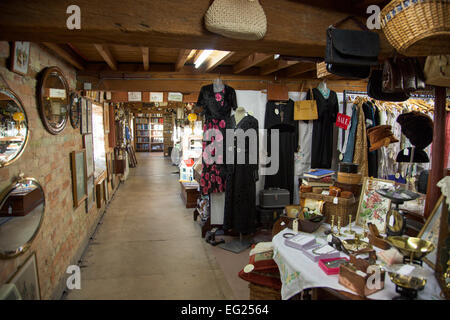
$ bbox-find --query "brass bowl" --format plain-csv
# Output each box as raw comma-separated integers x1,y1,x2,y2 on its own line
388,273,427,290
387,236,435,260
342,239,372,253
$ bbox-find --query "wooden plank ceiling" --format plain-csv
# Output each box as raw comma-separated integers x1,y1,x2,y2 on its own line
0,0,391,94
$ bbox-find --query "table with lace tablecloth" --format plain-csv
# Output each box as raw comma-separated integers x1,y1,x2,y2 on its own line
272,226,443,300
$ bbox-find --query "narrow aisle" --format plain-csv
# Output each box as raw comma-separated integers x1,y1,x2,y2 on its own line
65,153,234,300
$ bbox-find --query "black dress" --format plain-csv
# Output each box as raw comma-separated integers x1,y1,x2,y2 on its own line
196,84,238,195
224,114,259,234
264,99,298,203
307,89,338,169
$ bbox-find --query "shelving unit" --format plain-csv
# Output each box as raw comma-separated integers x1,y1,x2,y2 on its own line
150,114,164,152
135,116,150,152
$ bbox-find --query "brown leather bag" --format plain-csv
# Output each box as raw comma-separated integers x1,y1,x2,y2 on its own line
383,58,425,94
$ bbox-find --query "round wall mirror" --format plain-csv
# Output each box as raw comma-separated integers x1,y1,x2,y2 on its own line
0,87,29,168
37,67,69,135
0,176,45,259
69,92,81,129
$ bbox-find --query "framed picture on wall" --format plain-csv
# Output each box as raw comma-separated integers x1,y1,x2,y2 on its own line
71,150,88,208
80,98,88,134
83,133,94,177
85,175,95,214
86,100,92,134
10,41,30,76
418,195,444,270
103,102,110,133
356,177,395,233
8,253,41,300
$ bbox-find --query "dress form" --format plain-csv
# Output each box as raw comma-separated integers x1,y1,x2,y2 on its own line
317,80,330,99
213,77,225,93
234,107,247,125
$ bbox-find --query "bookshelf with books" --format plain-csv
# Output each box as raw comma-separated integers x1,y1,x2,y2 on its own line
150,114,164,152
135,116,150,152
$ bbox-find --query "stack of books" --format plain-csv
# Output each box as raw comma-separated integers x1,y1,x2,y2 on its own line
301,169,335,188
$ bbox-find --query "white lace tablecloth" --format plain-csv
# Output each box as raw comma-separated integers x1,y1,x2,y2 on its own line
272,226,443,300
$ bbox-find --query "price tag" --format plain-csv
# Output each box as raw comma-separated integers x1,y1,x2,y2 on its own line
333,197,339,204
293,219,299,233
389,214,395,227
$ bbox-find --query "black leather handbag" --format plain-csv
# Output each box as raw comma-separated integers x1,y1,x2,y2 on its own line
325,16,380,79
367,70,410,102
382,58,426,93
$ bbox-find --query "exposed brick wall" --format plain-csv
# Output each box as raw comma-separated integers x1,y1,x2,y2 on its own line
0,42,105,299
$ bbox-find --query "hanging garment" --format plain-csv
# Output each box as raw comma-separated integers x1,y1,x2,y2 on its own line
307,88,339,169
337,100,354,160
343,104,359,163
197,84,238,195
363,101,380,178
264,99,298,203
353,100,369,177
224,114,259,234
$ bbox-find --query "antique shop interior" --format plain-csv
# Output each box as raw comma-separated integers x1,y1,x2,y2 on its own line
0,1,449,301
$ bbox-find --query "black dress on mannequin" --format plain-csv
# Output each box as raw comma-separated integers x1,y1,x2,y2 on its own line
224,114,259,234
307,88,339,169
264,99,298,203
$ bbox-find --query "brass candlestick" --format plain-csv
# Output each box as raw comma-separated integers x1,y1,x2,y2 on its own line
330,215,335,234
345,215,356,235
336,216,342,236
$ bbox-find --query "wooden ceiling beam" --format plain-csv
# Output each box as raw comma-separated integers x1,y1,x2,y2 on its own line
0,0,393,58
94,44,118,71
141,47,150,71
175,49,194,72
42,43,85,70
260,59,299,76
233,53,274,74
202,51,235,73
284,62,317,78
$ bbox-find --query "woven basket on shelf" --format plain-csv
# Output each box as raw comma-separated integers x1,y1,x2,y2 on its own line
204,0,267,40
249,283,281,300
299,192,357,227
380,0,450,56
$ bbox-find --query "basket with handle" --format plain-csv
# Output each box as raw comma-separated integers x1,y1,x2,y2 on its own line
380,0,450,56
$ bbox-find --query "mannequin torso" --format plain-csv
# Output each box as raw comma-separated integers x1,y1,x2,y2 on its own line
213,78,225,93
317,81,330,99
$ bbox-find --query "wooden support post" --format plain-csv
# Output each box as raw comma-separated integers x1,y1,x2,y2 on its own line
424,86,447,218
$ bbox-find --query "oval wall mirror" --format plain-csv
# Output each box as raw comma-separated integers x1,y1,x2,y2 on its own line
37,67,69,135
0,87,29,168
0,176,45,259
69,92,81,129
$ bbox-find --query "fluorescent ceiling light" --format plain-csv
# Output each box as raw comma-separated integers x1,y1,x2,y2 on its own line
195,50,214,69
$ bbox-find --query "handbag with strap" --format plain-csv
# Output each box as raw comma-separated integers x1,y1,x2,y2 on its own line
294,86,318,121
424,55,450,87
204,0,267,40
367,70,410,102
325,16,379,79
383,58,426,93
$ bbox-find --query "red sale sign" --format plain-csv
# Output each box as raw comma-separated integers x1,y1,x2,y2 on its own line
336,113,351,130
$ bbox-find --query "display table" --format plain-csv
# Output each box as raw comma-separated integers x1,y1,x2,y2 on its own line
272,225,443,300
180,181,200,208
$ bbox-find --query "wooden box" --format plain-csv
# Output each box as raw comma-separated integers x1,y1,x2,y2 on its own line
0,187,43,217
338,264,385,298
180,181,200,208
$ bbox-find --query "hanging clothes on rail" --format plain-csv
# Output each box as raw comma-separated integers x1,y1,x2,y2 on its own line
264,99,298,203
197,84,238,195
224,114,259,234
362,100,380,178
343,103,359,163
307,88,339,169
352,98,369,177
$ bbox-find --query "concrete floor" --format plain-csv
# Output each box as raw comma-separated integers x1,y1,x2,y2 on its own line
65,153,250,300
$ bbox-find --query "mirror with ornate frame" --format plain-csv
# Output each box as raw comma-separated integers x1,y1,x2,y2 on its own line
0,87,29,168
69,92,81,129
0,175,45,259
37,66,69,134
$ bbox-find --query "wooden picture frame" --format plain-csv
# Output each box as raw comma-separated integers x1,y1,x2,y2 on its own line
103,102,110,133
356,177,395,233
83,133,94,177
86,100,92,134
8,253,41,300
71,150,88,208
10,41,30,76
85,175,95,213
80,98,88,134
419,195,444,270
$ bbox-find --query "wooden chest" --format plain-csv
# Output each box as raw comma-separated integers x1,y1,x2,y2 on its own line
180,182,200,208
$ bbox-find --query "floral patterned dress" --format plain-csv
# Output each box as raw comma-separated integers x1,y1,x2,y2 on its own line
196,84,238,195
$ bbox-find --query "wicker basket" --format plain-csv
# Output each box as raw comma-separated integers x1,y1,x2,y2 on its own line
300,192,357,227
249,283,281,300
337,172,362,184
380,0,450,56
316,62,331,79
